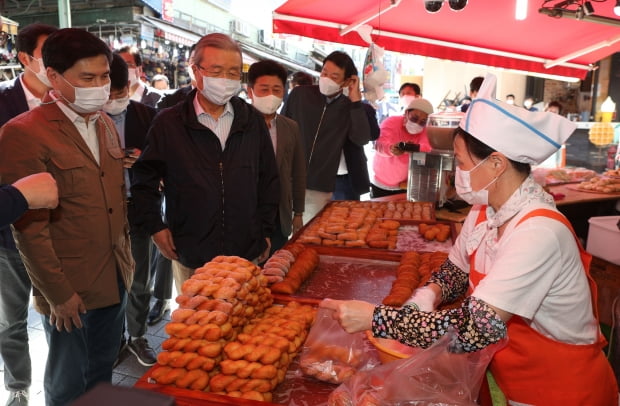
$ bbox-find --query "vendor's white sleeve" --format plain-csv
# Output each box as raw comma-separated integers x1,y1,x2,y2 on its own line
405,285,439,312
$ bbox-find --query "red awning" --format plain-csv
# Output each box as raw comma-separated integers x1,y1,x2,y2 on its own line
273,0,620,80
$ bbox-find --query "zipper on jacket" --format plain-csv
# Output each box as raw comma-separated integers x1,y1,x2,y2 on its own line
219,161,225,253
308,104,327,167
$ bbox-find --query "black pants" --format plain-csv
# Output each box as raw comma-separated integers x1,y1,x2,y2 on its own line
370,183,406,198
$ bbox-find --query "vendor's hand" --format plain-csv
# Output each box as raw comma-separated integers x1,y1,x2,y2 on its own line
123,148,141,169
292,215,303,234
390,144,404,156
257,237,271,263
13,172,58,209
320,298,375,333
152,228,178,261
346,75,362,102
49,292,86,332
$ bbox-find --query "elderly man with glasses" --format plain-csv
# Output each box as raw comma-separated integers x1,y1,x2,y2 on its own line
130,33,279,290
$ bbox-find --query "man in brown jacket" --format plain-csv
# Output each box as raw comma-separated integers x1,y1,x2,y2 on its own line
0,28,133,406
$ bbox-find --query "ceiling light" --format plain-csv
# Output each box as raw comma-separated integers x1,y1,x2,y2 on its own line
448,0,467,11
515,0,528,20
615,0,620,16
424,0,444,13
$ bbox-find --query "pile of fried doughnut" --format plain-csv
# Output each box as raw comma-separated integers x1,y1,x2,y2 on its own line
382,251,448,307
261,243,305,284
268,246,320,294
209,301,316,402
326,200,434,220
296,204,405,249
149,256,316,400
365,219,400,249
300,344,364,384
577,176,620,193
418,223,451,242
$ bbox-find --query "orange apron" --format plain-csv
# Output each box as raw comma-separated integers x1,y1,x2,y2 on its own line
469,208,618,405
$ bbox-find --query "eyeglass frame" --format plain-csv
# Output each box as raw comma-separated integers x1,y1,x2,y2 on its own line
194,64,242,80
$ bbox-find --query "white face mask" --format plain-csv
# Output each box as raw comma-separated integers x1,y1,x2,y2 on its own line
252,94,282,115
58,74,111,114
28,56,51,87
128,68,139,87
103,96,130,116
400,95,416,109
405,120,424,135
454,156,499,205
318,76,342,96
200,76,241,106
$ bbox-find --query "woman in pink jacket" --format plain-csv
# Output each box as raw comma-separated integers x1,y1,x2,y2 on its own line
371,98,434,197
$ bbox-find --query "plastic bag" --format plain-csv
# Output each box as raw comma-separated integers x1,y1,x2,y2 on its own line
299,307,380,384
328,328,507,406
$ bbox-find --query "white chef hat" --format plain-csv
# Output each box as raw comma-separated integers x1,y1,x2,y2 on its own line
459,74,576,165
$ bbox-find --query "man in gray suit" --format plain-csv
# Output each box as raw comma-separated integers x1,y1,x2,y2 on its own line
247,60,306,252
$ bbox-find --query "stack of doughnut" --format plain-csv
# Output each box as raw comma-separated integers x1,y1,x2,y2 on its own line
208,301,316,402
365,220,400,249
150,256,273,390
418,223,451,242
300,344,364,384
261,243,305,284
297,202,415,249
382,251,448,307
269,246,319,294
297,205,375,247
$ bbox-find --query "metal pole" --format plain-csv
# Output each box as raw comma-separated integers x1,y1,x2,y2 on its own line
58,0,72,28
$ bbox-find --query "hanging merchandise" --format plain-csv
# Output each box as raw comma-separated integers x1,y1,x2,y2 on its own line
357,25,389,105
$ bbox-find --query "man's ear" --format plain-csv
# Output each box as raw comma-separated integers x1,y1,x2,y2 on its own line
17,51,30,67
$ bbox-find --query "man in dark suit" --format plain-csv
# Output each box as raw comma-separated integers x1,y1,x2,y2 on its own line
103,54,158,367
0,22,57,406
335,102,380,200
281,51,371,223
116,46,162,108
247,60,306,252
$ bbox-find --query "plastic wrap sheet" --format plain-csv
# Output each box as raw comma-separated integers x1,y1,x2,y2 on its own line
395,225,453,253
289,255,398,303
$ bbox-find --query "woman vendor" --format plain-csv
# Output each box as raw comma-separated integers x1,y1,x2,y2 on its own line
322,74,618,405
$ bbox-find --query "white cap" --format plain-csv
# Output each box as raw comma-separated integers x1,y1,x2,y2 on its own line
407,98,434,115
459,74,576,165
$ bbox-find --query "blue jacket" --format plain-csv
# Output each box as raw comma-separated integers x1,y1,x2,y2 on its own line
130,90,280,268
0,76,30,250
0,185,28,229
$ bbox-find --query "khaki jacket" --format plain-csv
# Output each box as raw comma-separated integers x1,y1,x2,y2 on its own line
0,96,134,314
274,114,306,236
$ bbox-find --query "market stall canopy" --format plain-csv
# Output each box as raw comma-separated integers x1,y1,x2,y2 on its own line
272,0,620,80
1,15,19,35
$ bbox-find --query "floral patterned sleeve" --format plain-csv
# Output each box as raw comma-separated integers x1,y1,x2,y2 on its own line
372,296,507,352
426,258,469,304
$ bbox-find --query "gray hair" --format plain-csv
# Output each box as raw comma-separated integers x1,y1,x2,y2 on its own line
191,33,242,66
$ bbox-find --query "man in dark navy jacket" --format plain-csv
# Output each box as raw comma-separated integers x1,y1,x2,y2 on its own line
103,54,158,367
131,33,279,293
0,23,57,406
